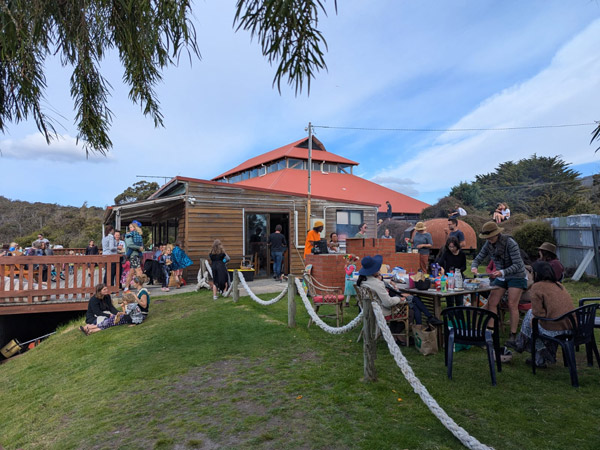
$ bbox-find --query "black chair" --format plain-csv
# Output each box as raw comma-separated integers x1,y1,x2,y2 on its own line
532,303,600,387
442,306,501,386
579,297,600,329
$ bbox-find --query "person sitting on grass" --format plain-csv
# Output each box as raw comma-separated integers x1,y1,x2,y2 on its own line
84,284,118,327
133,276,150,318
81,292,144,335
506,261,574,368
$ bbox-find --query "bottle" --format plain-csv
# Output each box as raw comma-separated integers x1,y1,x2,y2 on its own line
454,268,463,290
448,272,455,290
407,241,412,253
441,275,447,293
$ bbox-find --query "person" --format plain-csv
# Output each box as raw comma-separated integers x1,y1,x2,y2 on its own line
386,280,442,326
124,221,144,292
34,233,50,246
85,240,99,256
386,200,392,219
170,240,192,287
133,276,150,318
382,228,393,239
354,223,368,238
435,236,466,307
304,221,324,258
268,225,287,281
447,218,465,248
159,244,172,291
85,284,118,326
471,221,527,346
209,239,229,300
102,225,118,286
507,261,574,368
343,254,359,307
448,204,467,219
81,292,144,335
501,203,511,221
537,242,564,282
411,222,432,273
328,232,340,253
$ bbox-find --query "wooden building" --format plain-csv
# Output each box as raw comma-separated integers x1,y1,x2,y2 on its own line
104,177,379,281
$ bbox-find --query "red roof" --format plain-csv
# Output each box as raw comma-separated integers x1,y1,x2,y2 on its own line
234,169,429,213
213,137,358,180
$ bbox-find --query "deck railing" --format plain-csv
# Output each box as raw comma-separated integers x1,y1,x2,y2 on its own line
1,255,121,306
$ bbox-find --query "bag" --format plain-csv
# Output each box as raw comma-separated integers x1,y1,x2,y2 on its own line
413,324,438,355
168,275,179,288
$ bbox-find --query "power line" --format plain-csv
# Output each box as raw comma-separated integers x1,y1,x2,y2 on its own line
313,122,596,132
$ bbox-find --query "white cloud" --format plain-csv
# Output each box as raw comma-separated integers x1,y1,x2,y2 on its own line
370,175,419,197
0,133,111,162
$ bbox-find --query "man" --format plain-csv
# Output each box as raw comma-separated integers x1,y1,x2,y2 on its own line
304,221,324,258
354,223,367,238
34,233,50,246
386,201,392,220
268,224,287,280
411,222,433,273
447,218,466,249
102,225,118,286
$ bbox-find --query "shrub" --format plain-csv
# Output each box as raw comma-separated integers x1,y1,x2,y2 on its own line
512,221,554,261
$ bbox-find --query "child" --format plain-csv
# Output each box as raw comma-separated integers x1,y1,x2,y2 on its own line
159,244,172,291
81,292,140,334
344,254,360,307
120,260,131,289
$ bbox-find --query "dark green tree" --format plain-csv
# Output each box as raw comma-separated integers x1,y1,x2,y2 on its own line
0,1,334,156
114,181,160,205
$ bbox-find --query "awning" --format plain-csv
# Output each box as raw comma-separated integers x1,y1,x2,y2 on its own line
104,195,186,228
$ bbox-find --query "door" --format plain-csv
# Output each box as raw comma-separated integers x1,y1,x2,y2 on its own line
245,212,290,278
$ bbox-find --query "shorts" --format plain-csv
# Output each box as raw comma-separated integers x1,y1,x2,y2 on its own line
129,254,141,269
491,277,527,290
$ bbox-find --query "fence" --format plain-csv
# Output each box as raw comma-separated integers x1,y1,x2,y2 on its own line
546,214,600,278
1,255,121,307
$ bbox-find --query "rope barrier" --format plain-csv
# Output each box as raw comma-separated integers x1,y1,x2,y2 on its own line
202,259,233,297
295,278,364,334
370,302,493,450
237,271,288,305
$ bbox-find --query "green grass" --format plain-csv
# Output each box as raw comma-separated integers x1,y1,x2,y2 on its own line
1,282,600,449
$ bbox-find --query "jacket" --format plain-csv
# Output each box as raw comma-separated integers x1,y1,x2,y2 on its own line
471,234,526,279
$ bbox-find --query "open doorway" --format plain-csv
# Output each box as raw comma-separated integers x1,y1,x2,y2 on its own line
245,212,289,278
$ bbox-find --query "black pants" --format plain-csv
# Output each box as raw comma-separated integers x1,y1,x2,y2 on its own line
103,262,118,287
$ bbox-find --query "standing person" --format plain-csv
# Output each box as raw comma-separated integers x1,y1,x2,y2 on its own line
85,284,118,326
170,240,192,287
85,240,99,281
386,201,392,220
39,241,53,282
124,221,144,292
435,237,466,307
304,221,324,258
102,225,118,286
268,225,287,281
411,222,432,273
34,233,50,246
328,232,340,253
447,218,466,249
209,239,229,300
354,223,368,238
114,230,125,288
537,242,564,282
471,221,527,346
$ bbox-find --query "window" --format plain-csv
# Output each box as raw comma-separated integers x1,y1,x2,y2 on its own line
323,163,338,173
311,161,321,171
288,158,304,169
267,162,277,173
277,159,286,171
241,170,250,180
336,210,363,240
250,168,258,178
339,164,351,174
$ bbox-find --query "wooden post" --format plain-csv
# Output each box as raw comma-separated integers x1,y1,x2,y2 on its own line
232,269,239,302
591,224,600,278
362,296,378,382
287,275,296,327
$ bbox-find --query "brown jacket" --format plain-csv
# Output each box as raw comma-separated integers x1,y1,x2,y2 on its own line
530,281,574,331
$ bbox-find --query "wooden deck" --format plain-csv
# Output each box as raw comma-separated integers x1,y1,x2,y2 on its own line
1,255,121,315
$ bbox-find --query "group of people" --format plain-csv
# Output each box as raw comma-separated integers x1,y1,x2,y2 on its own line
493,202,511,223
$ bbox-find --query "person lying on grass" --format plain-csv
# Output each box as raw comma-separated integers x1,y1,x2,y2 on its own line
81,292,143,335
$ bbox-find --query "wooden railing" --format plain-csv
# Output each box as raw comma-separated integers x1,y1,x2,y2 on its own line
51,248,87,256
1,255,121,307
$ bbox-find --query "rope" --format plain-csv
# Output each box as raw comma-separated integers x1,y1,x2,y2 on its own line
370,302,493,450
204,259,213,278
295,278,364,334
203,259,233,297
237,270,288,305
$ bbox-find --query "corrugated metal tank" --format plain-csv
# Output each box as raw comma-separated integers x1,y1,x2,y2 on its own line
422,218,477,250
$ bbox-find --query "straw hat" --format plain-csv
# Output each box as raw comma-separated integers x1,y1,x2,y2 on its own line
313,220,324,228
358,255,383,276
414,221,427,231
479,221,504,239
538,242,557,256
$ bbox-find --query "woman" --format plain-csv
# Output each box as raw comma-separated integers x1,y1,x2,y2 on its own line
508,261,574,368
82,292,143,335
133,276,150,317
356,255,402,318
328,232,340,253
124,221,144,292
411,222,432,273
85,284,118,326
209,239,229,300
382,229,393,239
537,242,564,282
471,221,527,347
435,236,466,307
170,240,192,287
493,203,505,224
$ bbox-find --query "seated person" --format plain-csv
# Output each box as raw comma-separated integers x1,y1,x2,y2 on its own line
82,292,143,334
435,236,466,307
537,242,564,282
386,280,442,326
501,203,511,221
507,261,574,368
381,228,393,239
492,203,505,223
84,284,118,327
328,232,340,253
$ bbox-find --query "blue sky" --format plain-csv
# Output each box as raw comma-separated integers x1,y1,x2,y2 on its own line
1,1,600,208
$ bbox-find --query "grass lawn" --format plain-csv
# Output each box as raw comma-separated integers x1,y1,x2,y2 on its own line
0,279,599,449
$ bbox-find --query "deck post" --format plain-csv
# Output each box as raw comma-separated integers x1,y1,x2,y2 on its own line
232,269,239,302
287,275,296,327
362,296,377,382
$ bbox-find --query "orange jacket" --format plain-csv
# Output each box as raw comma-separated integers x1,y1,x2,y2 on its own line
304,230,322,258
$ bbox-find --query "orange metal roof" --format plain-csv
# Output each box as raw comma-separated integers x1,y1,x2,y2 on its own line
213,137,358,180
234,169,430,213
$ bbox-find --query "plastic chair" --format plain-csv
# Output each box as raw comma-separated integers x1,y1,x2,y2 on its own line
355,285,410,345
532,303,600,387
303,268,344,328
442,306,501,386
578,297,600,330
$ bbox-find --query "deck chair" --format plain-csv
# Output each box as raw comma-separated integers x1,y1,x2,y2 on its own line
532,303,600,387
355,285,410,345
579,297,600,330
303,266,344,328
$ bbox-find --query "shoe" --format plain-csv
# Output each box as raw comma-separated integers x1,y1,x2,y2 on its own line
505,339,517,349
213,295,218,300
427,316,443,326
79,326,88,336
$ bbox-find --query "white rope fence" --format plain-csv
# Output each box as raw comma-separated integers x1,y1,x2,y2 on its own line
236,270,288,305
371,301,493,450
202,259,233,297
295,278,364,334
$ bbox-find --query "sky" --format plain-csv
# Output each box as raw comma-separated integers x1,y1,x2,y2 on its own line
2,1,600,208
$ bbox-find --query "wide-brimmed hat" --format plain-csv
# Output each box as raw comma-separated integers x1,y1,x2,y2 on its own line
479,221,504,239
359,255,383,276
313,220,324,228
538,242,557,256
414,221,427,231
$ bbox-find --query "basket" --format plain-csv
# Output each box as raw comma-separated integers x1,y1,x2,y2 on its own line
414,279,431,290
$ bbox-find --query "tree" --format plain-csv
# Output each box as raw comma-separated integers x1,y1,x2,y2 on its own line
114,181,160,205
0,1,334,155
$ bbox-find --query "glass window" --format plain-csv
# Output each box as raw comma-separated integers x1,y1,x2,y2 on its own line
250,168,258,178
339,164,351,174
267,162,277,173
335,210,363,240
277,159,286,171
241,171,250,180
288,158,304,169
312,161,321,171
